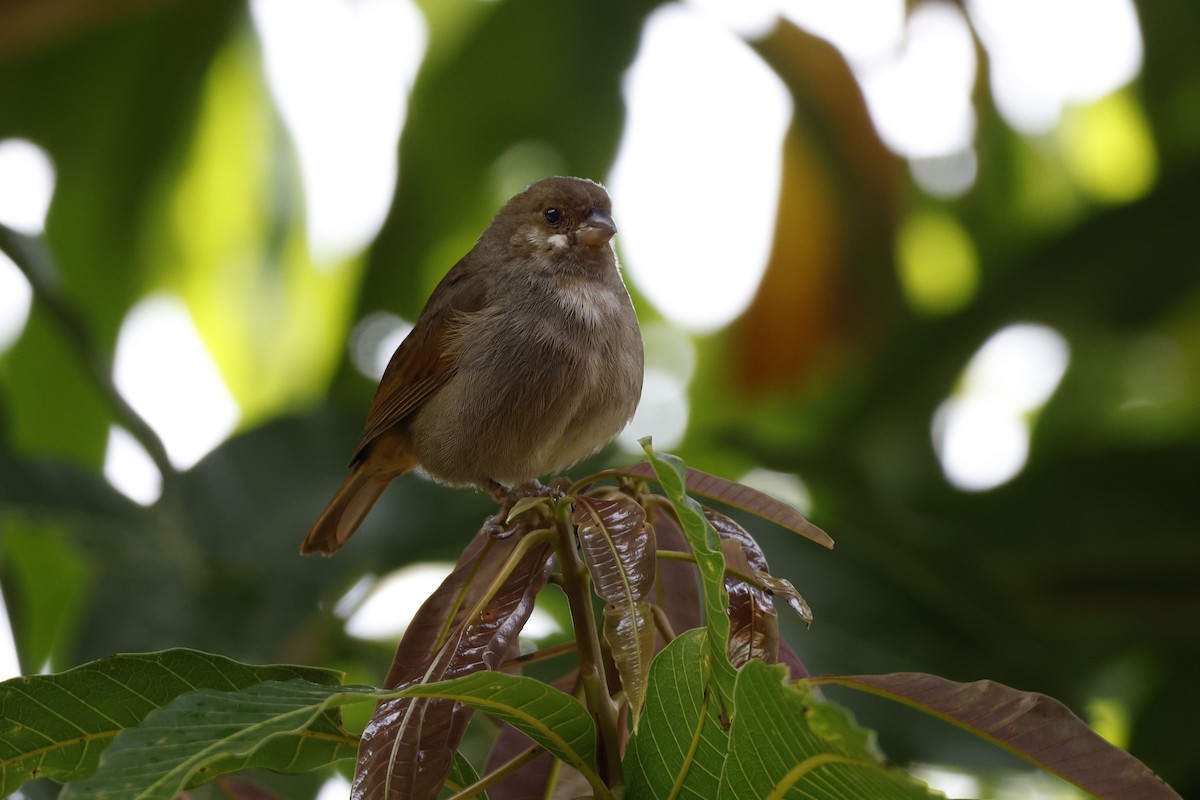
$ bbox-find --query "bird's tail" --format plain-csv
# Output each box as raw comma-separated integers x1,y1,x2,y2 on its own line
301,466,399,556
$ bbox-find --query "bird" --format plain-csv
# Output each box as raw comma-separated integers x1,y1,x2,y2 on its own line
301,176,644,555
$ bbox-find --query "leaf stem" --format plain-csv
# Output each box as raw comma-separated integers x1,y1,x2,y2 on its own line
499,640,578,671
650,603,677,645
444,744,545,800
657,549,764,591
553,498,622,796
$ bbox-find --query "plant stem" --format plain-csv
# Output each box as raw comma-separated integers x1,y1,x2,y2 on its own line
444,744,544,800
553,500,623,795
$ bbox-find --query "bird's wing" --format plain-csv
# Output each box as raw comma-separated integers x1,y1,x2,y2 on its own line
351,259,487,463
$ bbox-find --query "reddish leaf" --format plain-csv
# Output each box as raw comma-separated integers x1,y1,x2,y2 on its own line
574,493,655,725
575,493,654,603
353,526,555,800
212,776,285,800
623,462,833,549
602,599,655,726
716,525,780,668
813,672,1183,800
705,507,812,623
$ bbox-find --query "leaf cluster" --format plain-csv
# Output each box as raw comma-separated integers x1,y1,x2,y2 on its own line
0,445,1178,799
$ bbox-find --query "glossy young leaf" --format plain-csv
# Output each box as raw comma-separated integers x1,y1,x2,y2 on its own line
812,672,1183,800
720,539,780,668
574,493,655,724
353,526,555,800
0,649,349,797
709,508,786,667
601,599,656,729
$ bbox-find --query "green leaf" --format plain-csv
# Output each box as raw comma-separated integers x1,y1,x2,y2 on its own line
400,672,598,785
624,630,729,800
813,672,1183,800
719,661,940,800
58,679,368,800
0,649,350,797
60,671,595,800
446,751,487,800
638,440,737,704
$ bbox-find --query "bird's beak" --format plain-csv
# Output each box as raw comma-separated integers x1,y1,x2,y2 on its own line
576,208,617,247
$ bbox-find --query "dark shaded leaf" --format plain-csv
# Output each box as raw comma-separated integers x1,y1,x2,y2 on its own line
813,672,1183,800
623,461,833,549
58,679,369,800
646,502,702,646
624,630,728,800
353,525,555,800
0,649,348,796
0,517,93,673
574,493,654,724
721,661,939,799
213,775,289,800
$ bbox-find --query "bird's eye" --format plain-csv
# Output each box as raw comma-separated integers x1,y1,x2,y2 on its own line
543,207,563,226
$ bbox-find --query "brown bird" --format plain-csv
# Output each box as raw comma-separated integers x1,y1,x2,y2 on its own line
302,176,644,555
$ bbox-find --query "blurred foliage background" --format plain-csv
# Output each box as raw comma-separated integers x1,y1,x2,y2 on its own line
1,1,1197,798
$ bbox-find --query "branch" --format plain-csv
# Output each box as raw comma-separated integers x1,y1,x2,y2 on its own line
552,499,622,794
0,222,176,483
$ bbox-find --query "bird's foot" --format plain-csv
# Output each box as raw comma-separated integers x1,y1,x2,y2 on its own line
482,479,566,538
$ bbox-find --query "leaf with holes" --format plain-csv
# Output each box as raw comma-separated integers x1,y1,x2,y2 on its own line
720,661,939,800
